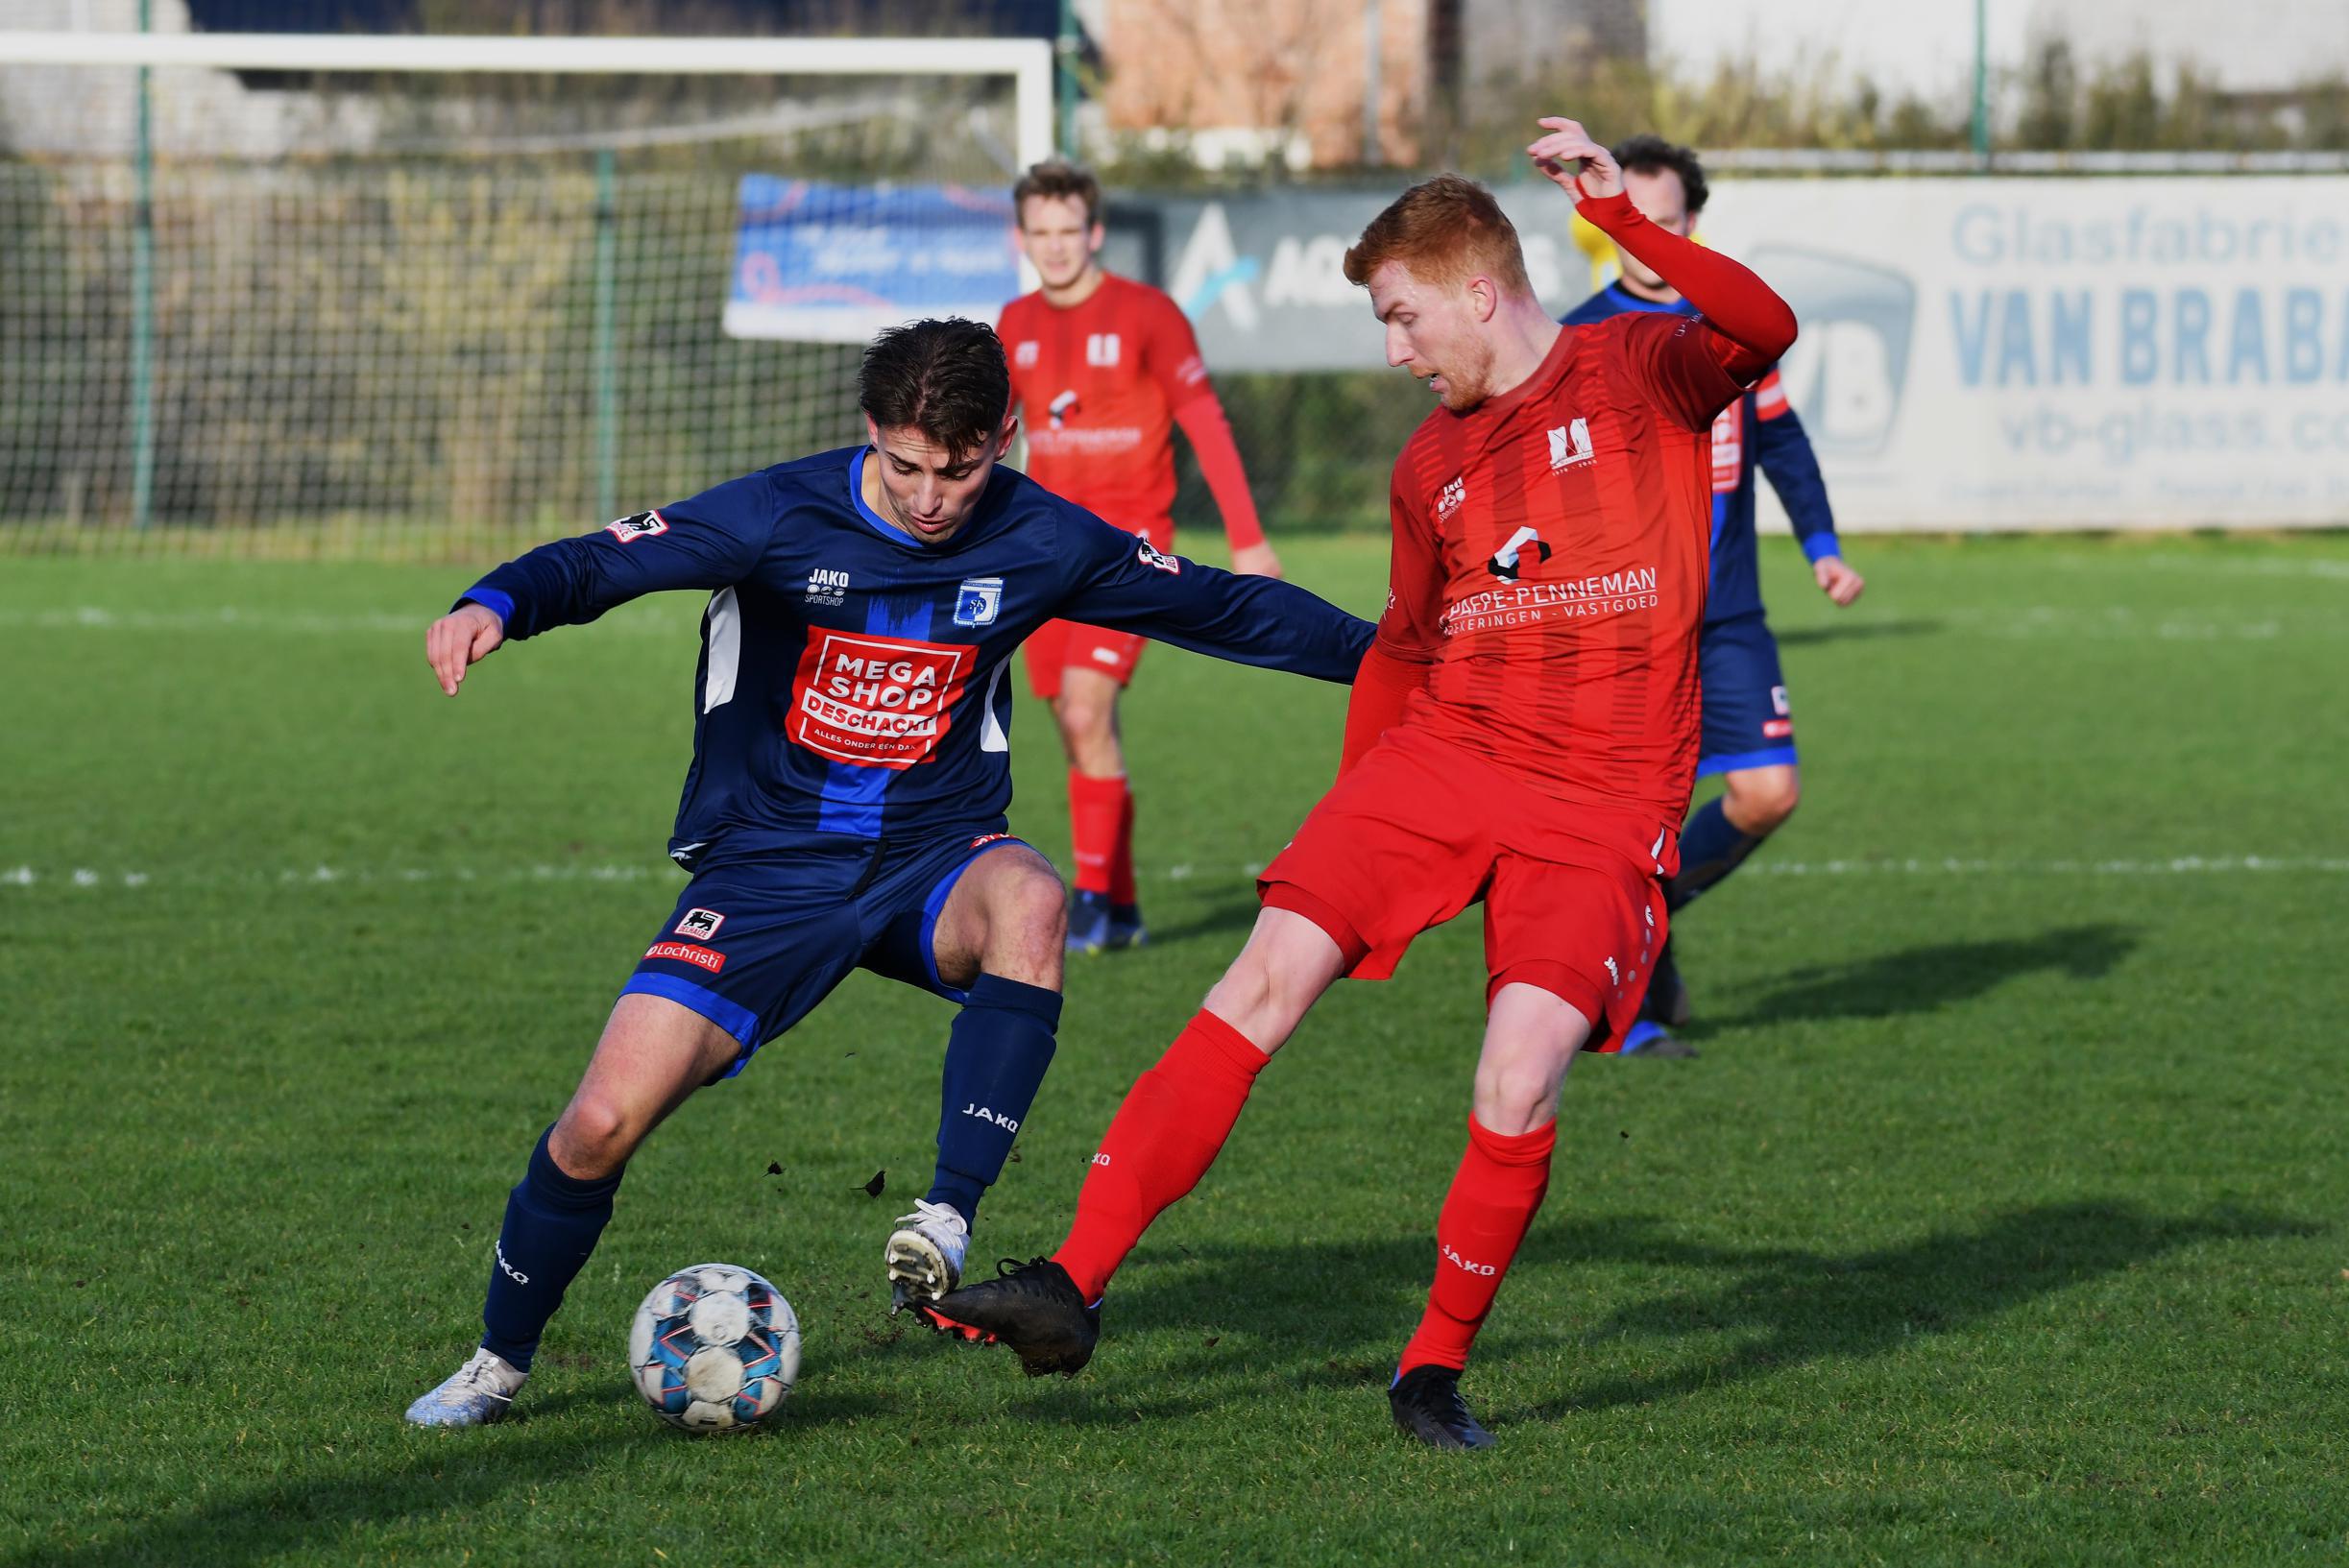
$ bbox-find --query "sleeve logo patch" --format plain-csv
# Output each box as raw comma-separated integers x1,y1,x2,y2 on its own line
605,510,669,543
1136,540,1181,574
789,630,977,769
643,941,724,973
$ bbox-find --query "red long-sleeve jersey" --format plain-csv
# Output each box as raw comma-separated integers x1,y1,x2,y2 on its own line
999,275,1264,548
1359,187,1796,832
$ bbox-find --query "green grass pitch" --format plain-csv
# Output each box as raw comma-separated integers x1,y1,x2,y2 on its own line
3,531,2345,1564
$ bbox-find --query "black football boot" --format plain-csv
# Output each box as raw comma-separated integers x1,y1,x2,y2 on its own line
914,1257,1101,1377
1389,1364,1497,1450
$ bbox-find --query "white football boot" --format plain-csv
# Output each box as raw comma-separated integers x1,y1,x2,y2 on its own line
885,1198,971,1312
404,1347,528,1428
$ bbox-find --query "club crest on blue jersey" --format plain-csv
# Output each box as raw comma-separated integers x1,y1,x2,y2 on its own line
954,576,1005,627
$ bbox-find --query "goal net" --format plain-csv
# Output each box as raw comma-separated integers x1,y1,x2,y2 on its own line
0,30,1051,558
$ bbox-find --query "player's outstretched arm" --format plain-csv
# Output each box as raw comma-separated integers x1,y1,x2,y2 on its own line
425,601,506,696
447,475,776,662
1528,117,1796,377
1055,511,1371,684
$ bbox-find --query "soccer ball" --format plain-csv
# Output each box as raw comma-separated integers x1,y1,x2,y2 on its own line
628,1263,801,1432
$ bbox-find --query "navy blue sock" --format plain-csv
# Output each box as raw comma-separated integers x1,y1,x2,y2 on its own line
1667,797,1766,910
479,1126,625,1373
926,974,1063,1226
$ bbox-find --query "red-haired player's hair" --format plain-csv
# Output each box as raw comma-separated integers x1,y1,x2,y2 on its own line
1343,175,1533,297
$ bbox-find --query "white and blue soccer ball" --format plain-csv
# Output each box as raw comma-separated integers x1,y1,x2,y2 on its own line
628,1264,801,1432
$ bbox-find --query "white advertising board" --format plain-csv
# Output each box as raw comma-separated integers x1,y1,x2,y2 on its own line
1146,177,2349,530
1696,177,2349,530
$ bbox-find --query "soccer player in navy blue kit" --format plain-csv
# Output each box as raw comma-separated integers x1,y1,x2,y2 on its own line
1562,136,1865,1058
404,318,1371,1426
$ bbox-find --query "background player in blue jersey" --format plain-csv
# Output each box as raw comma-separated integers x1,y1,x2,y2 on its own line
1562,135,1866,1058
404,318,1371,1427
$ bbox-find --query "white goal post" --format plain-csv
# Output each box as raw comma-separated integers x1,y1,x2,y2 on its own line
0,28,1055,553
0,31,1055,174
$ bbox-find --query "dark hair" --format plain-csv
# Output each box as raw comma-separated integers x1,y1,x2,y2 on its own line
1343,173,1531,295
1013,157,1102,229
858,318,1010,461
1612,133,1708,217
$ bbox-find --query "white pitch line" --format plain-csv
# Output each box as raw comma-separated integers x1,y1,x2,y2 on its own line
4,602,2337,641
0,606,699,636
4,854,2346,891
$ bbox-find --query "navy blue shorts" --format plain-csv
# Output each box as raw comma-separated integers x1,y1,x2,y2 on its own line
621,827,1033,1079
1697,612,1798,779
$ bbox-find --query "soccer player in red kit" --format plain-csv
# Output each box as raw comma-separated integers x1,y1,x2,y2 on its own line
923,121,1797,1449
1000,159,1282,953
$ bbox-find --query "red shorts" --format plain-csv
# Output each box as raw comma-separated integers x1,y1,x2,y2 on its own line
1021,518,1169,701
1257,724,1675,1050
1022,616,1146,699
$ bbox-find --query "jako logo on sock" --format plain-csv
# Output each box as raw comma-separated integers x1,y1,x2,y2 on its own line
1090,1152,1112,1167
1441,1243,1497,1276
496,1242,530,1286
961,1102,1020,1132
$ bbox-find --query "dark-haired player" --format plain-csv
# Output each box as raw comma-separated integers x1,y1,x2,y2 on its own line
1563,134,1863,1057
920,122,1798,1449
1001,159,1280,953
403,318,1370,1427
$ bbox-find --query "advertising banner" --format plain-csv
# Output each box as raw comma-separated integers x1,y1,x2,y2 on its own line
726,179,1018,345
1147,177,2349,528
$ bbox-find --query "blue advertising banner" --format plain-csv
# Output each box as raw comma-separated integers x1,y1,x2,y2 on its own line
724,179,1019,344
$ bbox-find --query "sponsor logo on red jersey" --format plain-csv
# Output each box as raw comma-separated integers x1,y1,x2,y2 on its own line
1434,475,1467,519
790,630,976,768
1441,566,1660,637
644,941,724,973
1547,419,1595,471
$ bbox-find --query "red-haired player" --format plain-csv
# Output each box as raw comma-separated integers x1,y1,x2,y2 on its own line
925,121,1797,1449
1000,159,1281,953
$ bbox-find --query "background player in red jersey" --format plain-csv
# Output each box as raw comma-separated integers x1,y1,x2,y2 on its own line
1001,160,1281,954
922,121,1799,1449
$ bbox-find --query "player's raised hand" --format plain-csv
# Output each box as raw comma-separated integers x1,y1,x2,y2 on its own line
1813,555,1867,607
1229,542,1284,580
425,601,506,696
1527,118,1622,201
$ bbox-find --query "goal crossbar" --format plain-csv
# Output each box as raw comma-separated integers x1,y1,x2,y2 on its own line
0,31,1056,169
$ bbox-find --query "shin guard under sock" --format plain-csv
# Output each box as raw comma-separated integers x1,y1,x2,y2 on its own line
1052,1008,1269,1300
1398,1116,1556,1375
925,974,1063,1225
480,1126,625,1372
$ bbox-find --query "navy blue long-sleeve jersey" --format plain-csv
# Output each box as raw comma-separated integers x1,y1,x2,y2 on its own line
462,445,1373,867
1562,282,1838,626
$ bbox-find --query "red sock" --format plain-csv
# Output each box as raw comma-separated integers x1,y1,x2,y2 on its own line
1109,783,1138,907
1052,1009,1270,1300
1067,769,1126,898
1397,1116,1556,1375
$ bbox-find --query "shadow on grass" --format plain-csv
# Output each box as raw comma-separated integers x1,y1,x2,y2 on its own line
1136,893,1263,948
1693,922,2138,1033
25,1381,891,1566
1023,1199,2309,1431
1514,1199,2315,1422
1774,617,1943,648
